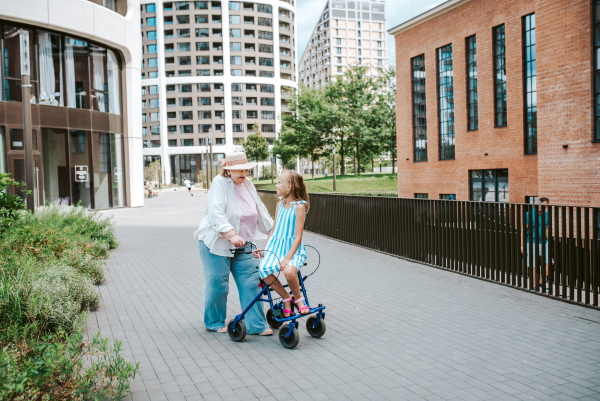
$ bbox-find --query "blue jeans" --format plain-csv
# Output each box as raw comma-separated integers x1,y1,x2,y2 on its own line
198,241,267,334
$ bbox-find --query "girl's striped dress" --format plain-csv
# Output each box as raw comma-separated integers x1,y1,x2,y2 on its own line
259,200,307,279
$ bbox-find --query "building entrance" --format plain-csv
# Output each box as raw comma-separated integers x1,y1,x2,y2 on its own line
2,126,126,210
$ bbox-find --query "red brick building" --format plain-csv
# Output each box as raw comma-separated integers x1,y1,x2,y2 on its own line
389,0,600,207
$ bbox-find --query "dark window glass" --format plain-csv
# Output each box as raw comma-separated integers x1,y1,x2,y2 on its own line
175,1,189,10
470,169,509,202
524,14,537,154
180,124,193,133
196,42,209,51
195,1,208,9
493,25,507,127
412,55,427,161
179,97,192,106
260,97,274,106
261,124,275,132
437,44,454,160
466,35,478,131
196,28,209,37
440,194,456,200
177,15,190,24
414,194,428,199
257,4,272,13
195,15,209,23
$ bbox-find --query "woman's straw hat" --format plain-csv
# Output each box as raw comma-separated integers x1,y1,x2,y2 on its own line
220,152,257,170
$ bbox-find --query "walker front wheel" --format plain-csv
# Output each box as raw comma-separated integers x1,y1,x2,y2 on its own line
306,316,326,338
266,309,283,329
279,326,300,349
227,319,246,342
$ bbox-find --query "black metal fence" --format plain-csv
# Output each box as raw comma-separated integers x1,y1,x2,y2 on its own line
257,190,600,309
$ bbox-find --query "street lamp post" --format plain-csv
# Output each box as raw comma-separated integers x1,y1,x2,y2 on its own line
208,128,213,187
205,140,210,189
20,31,35,212
331,128,340,193
332,147,336,192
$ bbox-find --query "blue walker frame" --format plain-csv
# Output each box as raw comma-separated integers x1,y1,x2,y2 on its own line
229,242,326,343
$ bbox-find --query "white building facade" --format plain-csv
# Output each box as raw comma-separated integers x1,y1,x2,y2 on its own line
0,0,144,208
140,0,297,185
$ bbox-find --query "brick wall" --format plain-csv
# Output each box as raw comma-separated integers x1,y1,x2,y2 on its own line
393,0,600,207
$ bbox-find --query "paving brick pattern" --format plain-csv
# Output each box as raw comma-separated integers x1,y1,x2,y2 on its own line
90,191,600,401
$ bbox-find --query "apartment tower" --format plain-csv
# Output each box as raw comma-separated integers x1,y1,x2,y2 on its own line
140,0,297,184
299,0,387,87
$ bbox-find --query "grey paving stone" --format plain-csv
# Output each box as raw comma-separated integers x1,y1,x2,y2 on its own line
89,192,600,401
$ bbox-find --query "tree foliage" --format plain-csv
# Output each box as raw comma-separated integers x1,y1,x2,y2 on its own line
275,66,397,177
244,124,270,163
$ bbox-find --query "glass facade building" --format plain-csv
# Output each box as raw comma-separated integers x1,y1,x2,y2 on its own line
0,0,143,208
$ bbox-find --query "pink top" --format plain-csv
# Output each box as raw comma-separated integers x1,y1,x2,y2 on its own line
234,182,258,241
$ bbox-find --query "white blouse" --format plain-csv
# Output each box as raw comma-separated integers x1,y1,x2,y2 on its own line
194,175,273,257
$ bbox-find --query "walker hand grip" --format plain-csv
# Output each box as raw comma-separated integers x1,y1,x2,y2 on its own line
230,241,254,254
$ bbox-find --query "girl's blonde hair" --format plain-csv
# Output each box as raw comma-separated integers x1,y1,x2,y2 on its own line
279,170,310,213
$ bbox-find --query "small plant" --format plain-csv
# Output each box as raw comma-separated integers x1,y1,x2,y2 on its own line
0,172,28,232
0,329,139,400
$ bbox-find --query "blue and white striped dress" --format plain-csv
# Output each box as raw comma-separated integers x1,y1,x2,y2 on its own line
259,200,307,279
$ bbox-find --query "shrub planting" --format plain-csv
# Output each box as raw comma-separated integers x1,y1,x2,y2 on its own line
0,172,138,400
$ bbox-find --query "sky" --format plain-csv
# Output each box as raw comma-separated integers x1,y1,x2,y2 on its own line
296,0,450,66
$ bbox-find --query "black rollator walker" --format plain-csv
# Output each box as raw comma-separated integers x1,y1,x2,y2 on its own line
227,242,326,349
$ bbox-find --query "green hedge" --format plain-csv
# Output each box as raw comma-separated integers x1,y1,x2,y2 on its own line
0,173,138,400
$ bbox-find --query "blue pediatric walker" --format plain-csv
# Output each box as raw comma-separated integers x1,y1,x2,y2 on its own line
227,241,326,349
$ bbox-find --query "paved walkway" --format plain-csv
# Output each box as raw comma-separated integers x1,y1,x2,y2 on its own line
91,191,600,401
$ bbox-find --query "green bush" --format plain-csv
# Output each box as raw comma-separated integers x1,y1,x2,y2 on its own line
0,329,138,400
0,172,27,232
0,194,137,400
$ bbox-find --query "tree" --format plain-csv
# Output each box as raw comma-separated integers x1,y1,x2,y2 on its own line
279,85,328,180
244,123,269,178
273,125,299,170
377,68,397,174
328,65,388,175
144,160,161,184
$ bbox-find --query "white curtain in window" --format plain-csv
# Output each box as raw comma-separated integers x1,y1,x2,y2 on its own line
65,38,76,108
92,49,106,112
107,50,121,115
38,32,58,106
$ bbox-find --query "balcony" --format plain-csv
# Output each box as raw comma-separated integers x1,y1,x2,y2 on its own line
89,0,127,16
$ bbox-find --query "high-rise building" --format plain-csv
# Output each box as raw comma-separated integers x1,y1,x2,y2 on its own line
140,0,297,184
0,0,144,209
299,0,387,88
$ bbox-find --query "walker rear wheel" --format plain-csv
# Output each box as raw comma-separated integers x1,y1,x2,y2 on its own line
266,309,283,329
278,326,300,349
306,316,326,338
227,319,246,342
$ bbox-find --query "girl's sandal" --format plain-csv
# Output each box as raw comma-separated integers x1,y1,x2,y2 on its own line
281,297,294,317
215,327,228,333
294,297,310,315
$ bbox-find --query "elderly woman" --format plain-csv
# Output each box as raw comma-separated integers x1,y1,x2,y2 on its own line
194,152,274,335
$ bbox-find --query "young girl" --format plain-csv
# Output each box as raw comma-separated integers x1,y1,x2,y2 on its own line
254,170,310,317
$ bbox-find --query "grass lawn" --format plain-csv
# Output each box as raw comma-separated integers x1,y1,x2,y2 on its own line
254,172,398,194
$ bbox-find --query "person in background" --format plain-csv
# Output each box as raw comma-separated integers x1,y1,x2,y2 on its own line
184,178,193,196
522,197,550,291
324,168,328,178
